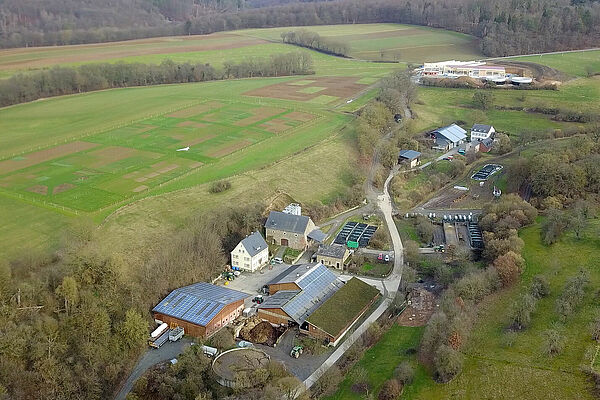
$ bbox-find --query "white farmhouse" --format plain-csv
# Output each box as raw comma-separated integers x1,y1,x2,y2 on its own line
231,231,269,272
470,124,495,141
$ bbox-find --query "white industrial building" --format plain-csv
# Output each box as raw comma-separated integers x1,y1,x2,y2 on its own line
420,60,506,80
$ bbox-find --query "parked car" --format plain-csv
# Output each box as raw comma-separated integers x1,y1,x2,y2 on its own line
384,254,390,262
377,253,383,261
273,257,283,264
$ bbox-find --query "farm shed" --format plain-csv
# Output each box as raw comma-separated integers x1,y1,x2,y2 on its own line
398,149,422,168
304,277,380,346
431,124,467,150
258,263,343,327
315,244,349,270
231,231,269,272
152,282,249,338
264,210,315,250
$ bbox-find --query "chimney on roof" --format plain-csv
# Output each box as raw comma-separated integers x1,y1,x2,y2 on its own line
296,273,300,277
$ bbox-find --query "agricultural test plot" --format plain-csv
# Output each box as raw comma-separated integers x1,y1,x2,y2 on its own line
0,100,319,211
244,76,369,105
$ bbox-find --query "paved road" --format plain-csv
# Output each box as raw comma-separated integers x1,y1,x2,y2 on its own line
114,338,194,400
303,160,405,390
412,147,458,171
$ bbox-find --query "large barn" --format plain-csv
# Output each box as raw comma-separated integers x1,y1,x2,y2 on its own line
152,282,249,338
258,263,380,345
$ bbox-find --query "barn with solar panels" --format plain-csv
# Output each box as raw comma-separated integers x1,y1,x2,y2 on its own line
258,263,380,345
152,282,249,338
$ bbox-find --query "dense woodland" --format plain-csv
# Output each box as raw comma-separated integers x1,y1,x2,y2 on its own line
0,51,313,107
1,0,599,56
0,203,271,399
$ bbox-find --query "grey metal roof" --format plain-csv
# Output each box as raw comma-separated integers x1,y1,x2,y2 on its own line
265,211,310,234
481,138,494,147
259,290,300,308
435,136,452,147
262,263,344,324
471,124,493,133
282,264,343,324
239,231,268,257
434,124,467,143
316,244,347,259
267,264,307,286
398,149,422,160
308,229,327,243
152,282,249,327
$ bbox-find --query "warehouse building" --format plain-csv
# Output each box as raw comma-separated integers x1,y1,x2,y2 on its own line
258,263,380,345
152,282,249,338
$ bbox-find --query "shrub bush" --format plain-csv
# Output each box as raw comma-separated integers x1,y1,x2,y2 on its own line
209,179,232,193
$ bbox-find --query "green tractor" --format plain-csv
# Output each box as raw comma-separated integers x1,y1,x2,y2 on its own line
290,345,303,359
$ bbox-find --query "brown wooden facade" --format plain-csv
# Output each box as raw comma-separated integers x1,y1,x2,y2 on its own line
268,281,300,295
257,307,292,325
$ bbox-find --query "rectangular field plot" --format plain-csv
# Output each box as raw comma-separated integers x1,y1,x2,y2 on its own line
0,100,320,211
243,76,369,104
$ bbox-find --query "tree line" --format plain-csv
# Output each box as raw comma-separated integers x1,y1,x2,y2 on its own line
0,52,313,108
281,29,350,57
2,0,600,57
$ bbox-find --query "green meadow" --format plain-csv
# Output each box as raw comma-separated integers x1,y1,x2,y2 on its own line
510,49,600,77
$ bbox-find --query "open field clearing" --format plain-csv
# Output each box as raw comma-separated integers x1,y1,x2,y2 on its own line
240,23,482,63
509,49,600,77
0,33,268,78
412,77,600,134
0,23,480,79
410,221,599,399
0,96,329,211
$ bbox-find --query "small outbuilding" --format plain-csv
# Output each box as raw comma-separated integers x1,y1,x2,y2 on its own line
398,149,422,168
478,138,494,153
152,282,249,338
315,244,349,270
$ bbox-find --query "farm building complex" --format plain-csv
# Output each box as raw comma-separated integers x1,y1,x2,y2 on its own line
231,231,269,272
420,60,506,79
152,282,249,338
258,263,380,345
264,210,316,250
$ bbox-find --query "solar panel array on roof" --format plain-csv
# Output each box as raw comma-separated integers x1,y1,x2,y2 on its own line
333,222,377,247
152,282,249,327
282,264,343,324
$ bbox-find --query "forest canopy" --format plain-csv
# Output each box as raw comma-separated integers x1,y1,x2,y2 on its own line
0,0,599,57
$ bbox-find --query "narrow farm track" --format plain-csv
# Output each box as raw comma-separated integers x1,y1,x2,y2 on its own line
303,103,410,392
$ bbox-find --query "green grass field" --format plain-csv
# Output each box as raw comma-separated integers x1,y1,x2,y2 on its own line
239,23,482,63
409,221,599,399
510,50,600,77
412,76,600,134
326,325,432,400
